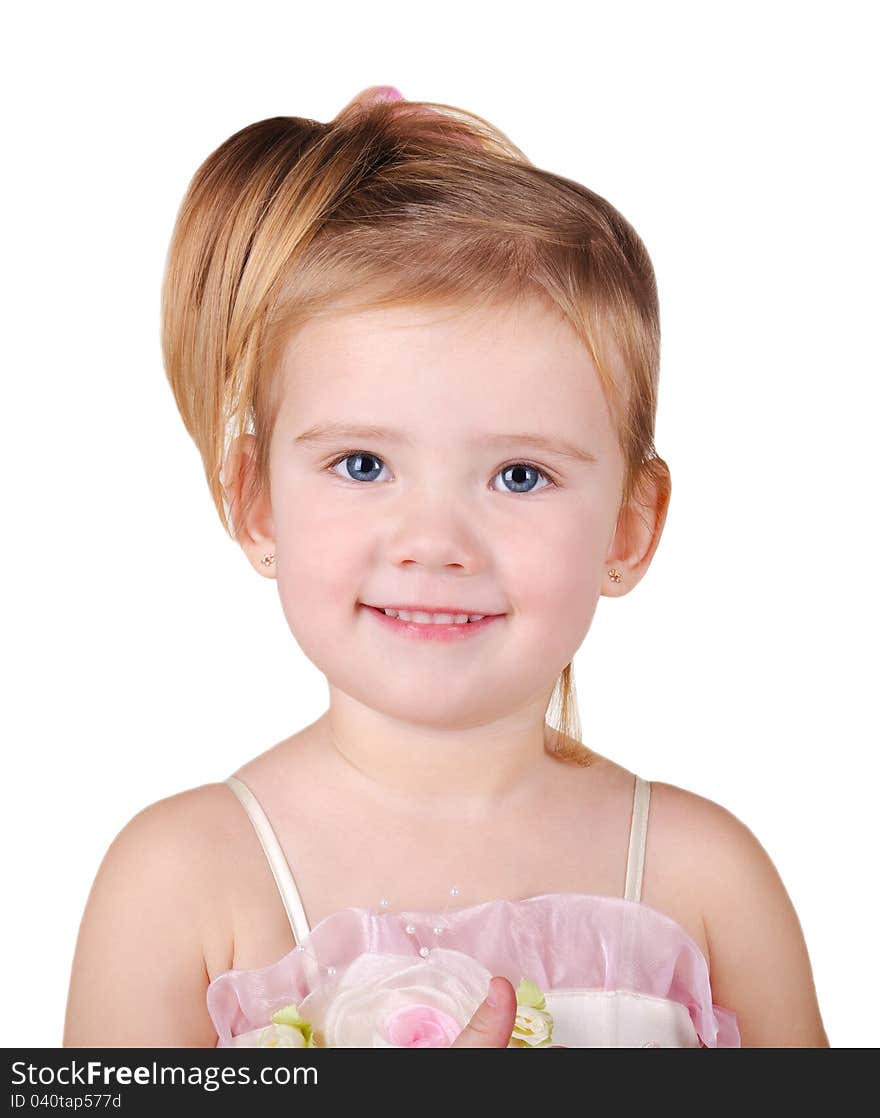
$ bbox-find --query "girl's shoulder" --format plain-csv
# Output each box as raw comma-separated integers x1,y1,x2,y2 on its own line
64,780,245,1046
123,779,297,981
89,776,287,975
113,781,253,974
641,779,829,1047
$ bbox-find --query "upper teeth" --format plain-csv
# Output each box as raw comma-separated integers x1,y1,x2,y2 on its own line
382,608,486,624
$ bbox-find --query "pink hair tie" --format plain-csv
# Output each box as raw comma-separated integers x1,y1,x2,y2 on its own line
372,85,404,102
337,85,406,119
348,85,404,107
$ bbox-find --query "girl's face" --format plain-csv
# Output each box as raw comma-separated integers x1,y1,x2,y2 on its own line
262,297,629,732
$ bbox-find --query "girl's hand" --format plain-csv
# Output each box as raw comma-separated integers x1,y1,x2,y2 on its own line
449,976,518,1048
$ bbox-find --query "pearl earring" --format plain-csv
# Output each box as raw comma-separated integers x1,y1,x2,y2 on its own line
261,553,275,566
608,568,622,583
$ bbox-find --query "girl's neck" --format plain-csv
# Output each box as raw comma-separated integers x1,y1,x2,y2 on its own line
312,696,562,823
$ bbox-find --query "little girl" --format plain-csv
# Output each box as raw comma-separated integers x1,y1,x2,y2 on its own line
63,86,829,1049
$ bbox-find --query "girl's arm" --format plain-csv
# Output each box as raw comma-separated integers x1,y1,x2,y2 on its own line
681,790,830,1048
63,789,227,1047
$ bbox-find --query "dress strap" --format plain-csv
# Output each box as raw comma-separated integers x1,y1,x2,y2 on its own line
623,775,651,903
224,775,312,946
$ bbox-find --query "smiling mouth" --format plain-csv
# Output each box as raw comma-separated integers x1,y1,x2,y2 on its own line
362,608,496,626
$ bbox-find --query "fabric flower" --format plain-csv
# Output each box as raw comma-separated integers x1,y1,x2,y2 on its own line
383,1003,462,1047
257,1003,318,1048
257,1023,308,1048
296,949,493,1048
507,978,555,1048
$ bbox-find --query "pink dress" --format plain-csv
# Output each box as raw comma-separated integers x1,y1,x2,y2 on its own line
207,775,741,1048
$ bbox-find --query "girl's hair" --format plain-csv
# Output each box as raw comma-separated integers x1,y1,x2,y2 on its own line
161,95,670,767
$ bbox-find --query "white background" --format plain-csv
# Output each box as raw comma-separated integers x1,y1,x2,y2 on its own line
3,1,876,1047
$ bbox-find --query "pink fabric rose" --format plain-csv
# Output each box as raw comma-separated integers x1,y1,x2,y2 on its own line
297,948,493,1048
383,1003,462,1047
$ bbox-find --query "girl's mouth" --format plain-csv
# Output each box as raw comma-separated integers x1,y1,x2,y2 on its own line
360,604,504,642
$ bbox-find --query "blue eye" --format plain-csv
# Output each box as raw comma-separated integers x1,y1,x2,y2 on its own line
326,452,555,494
330,451,386,484
493,462,553,495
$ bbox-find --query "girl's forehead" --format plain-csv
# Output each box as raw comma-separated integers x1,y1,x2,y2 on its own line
283,297,599,378
275,300,618,448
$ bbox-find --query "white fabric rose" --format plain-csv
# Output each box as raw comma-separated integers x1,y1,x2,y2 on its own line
258,1023,308,1048
298,948,493,1048
230,1023,308,1048
509,1004,554,1047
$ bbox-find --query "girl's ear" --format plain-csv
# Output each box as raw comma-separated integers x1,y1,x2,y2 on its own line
221,434,277,578
602,465,671,597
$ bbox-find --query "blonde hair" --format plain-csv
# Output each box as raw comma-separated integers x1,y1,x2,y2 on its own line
161,94,670,767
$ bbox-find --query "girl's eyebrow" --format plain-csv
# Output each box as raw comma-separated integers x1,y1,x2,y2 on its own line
294,423,598,464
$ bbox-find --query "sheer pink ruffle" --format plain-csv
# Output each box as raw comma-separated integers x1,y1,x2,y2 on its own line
207,892,740,1048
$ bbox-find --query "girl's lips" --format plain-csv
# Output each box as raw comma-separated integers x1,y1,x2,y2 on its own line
367,604,500,616
361,604,504,642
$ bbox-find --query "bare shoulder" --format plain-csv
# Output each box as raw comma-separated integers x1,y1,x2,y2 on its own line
64,783,239,1047
647,781,829,1047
